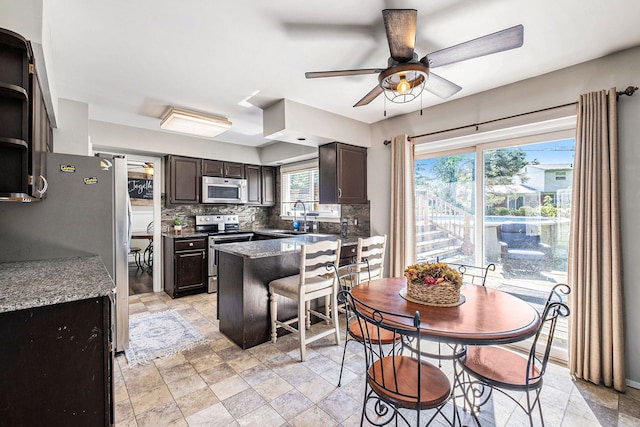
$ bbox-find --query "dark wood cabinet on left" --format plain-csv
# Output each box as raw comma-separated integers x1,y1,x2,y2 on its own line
0,296,113,426
0,27,51,202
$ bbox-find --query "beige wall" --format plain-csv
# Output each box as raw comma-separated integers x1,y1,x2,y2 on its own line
369,45,640,387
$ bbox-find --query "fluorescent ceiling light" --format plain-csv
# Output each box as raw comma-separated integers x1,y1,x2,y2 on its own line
160,107,232,138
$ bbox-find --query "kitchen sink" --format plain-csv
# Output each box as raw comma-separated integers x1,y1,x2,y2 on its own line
264,229,307,235
263,229,328,237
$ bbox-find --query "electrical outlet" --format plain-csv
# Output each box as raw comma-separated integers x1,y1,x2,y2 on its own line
353,218,358,226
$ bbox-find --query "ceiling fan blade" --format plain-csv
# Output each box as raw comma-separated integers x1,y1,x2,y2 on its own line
305,68,384,79
382,9,417,62
354,85,384,107
423,24,524,68
424,72,462,99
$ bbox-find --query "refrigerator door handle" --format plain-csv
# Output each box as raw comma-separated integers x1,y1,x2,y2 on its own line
33,175,48,198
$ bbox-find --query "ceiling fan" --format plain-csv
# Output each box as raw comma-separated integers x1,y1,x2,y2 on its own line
305,9,524,107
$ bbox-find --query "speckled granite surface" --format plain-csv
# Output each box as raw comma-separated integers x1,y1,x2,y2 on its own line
214,233,360,259
0,256,114,313
162,231,209,239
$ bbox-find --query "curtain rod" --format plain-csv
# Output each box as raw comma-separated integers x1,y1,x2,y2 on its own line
382,85,638,145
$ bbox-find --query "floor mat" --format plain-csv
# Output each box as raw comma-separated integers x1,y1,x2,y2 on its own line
124,309,205,366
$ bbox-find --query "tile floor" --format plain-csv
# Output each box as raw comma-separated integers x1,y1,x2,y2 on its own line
115,291,640,427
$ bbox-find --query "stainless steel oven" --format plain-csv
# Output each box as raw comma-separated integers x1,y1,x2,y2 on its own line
196,215,253,293
207,232,253,292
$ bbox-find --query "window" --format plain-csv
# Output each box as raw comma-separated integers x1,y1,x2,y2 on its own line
280,160,340,220
414,120,576,362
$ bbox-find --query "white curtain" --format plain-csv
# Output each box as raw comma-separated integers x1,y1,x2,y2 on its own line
389,135,416,276
568,88,625,392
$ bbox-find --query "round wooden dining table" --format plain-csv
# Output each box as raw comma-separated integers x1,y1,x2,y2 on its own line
350,277,541,345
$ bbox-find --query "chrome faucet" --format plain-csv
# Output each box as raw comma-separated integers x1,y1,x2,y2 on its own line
293,200,308,232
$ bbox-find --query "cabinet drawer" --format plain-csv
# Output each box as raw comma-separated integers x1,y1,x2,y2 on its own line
175,239,206,251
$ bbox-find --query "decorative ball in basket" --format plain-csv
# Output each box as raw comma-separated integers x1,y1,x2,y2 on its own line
404,262,463,306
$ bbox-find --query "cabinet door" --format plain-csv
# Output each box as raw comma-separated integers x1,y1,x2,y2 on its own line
0,297,112,426
202,159,224,177
224,162,244,178
261,166,276,206
175,250,206,291
168,155,201,204
319,142,367,204
245,164,261,205
337,144,367,204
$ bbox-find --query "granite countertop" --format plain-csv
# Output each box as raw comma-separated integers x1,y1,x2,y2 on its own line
0,255,115,314
214,233,360,259
162,231,209,239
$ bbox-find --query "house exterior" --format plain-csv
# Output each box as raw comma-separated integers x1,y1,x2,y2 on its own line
522,164,573,205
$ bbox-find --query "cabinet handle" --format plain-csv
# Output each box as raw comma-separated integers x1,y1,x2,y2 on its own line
202,251,205,259
34,175,48,197
338,188,342,198
189,242,194,246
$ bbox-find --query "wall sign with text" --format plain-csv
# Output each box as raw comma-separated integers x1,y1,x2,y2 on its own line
128,178,153,200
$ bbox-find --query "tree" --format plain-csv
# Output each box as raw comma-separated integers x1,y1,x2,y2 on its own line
484,148,534,214
484,148,530,185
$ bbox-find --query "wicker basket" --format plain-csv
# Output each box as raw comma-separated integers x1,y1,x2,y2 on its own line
407,280,460,305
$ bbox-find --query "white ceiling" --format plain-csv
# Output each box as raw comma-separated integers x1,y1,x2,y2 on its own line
47,0,640,148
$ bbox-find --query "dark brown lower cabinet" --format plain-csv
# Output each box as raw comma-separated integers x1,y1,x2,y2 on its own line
164,236,207,298
0,296,113,426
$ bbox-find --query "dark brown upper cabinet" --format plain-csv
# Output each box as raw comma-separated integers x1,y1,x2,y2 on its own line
0,27,51,202
245,164,276,206
245,164,261,205
261,166,276,206
166,155,201,204
319,142,367,204
202,159,244,178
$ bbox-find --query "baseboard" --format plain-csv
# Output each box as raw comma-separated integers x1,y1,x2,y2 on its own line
626,379,640,390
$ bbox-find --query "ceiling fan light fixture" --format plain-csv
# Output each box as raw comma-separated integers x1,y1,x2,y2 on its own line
160,107,232,138
379,62,429,104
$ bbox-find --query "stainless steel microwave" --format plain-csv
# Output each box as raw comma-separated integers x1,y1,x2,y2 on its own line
202,176,247,204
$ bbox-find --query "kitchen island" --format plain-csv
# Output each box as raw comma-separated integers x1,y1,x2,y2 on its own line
215,234,358,349
0,256,114,426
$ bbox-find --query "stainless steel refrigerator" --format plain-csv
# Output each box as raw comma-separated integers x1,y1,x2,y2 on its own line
0,152,130,351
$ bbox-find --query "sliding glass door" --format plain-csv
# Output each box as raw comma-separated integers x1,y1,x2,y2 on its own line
415,136,574,359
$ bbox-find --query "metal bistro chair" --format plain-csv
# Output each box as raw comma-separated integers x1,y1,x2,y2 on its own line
457,283,571,427
342,290,459,427
268,239,342,362
143,221,154,272
333,261,401,387
430,261,497,365
129,248,143,270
